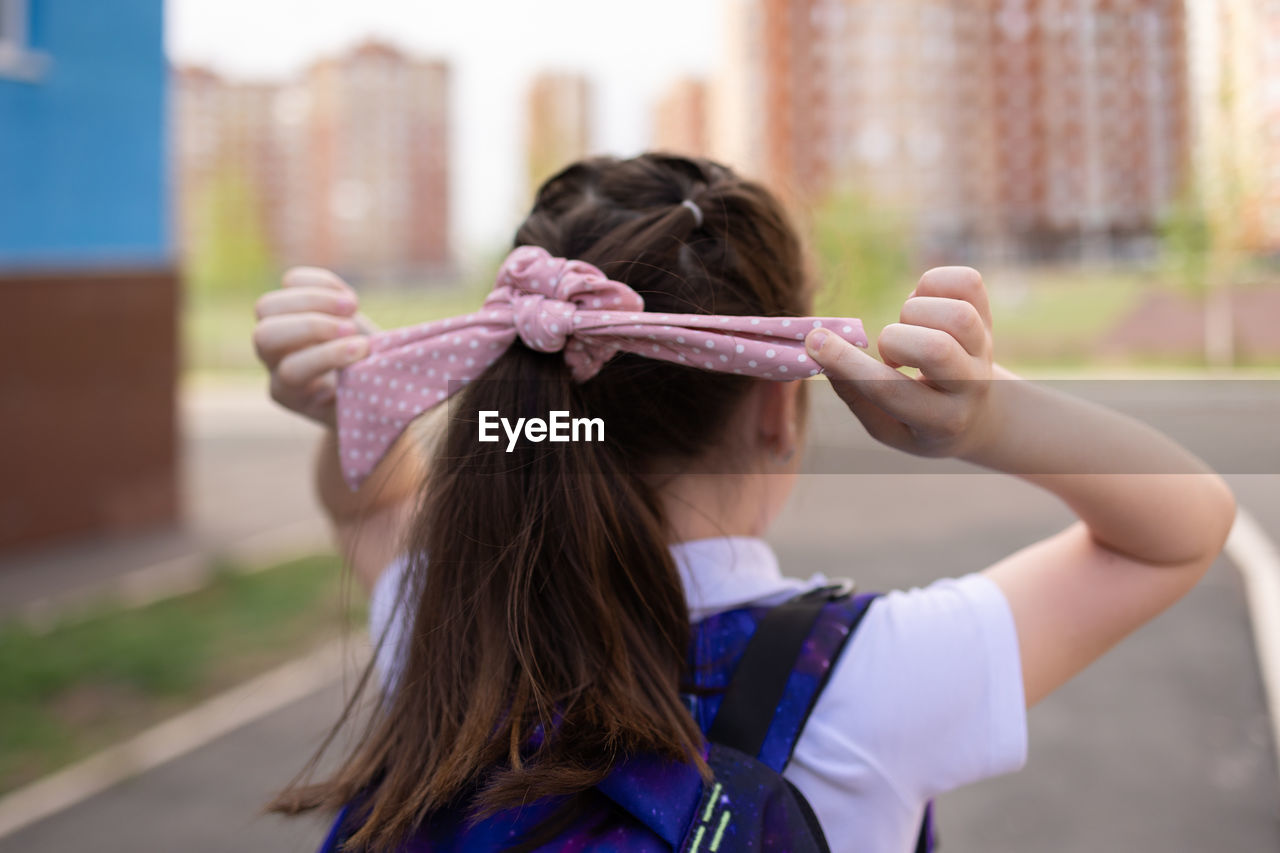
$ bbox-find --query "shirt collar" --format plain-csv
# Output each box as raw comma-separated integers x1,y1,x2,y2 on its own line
669,536,814,620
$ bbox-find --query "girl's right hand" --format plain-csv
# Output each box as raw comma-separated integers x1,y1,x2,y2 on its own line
252,267,379,429
804,266,998,460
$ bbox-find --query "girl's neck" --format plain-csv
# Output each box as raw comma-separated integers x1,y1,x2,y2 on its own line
658,471,792,544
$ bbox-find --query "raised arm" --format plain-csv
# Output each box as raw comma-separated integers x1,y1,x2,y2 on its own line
804,267,1236,708
313,427,423,592
253,266,425,592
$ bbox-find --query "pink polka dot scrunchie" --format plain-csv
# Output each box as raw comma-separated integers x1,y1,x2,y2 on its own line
334,245,869,489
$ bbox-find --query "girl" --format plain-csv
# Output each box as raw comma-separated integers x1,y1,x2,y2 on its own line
251,153,1237,852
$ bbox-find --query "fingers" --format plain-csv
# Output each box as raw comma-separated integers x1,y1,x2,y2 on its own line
877,322,976,391
255,286,358,320
804,329,928,449
350,310,381,336
272,335,369,399
888,267,992,391
269,369,336,412
807,267,995,459
282,266,355,294
898,295,989,359
826,379,913,452
912,266,992,331
255,267,369,429
253,312,363,368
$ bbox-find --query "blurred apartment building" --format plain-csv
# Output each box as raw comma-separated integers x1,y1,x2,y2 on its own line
0,0,177,549
653,77,710,157
174,40,451,285
1187,0,1280,254
715,0,1191,265
526,72,592,201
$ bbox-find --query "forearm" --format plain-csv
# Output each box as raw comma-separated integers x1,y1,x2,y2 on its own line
962,365,1236,566
314,426,426,522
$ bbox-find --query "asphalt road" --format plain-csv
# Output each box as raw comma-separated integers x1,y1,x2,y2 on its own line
3,380,1278,851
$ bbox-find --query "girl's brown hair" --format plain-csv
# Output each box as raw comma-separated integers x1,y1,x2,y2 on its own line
270,153,815,849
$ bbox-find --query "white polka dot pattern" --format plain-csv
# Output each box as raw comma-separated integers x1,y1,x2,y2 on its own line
334,245,869,490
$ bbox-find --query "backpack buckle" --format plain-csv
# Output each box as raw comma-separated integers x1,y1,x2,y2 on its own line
797,578,855,602
822,578,855,598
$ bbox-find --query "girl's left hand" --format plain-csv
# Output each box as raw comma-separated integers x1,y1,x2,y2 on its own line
253,267,380,429
804,266,998,459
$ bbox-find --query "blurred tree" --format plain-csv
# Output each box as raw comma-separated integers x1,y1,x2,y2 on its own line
1159,4,1264,368
1159,180,1240,368
185,164,276,300
1159,185,1212,300
806,188,913,329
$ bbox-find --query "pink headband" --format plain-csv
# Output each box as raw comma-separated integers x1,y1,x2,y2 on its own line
334,245,869,489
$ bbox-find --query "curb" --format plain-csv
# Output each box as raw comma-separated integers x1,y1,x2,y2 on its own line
1224,506,1280,791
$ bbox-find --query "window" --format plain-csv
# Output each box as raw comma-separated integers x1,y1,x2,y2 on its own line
0,0,49,82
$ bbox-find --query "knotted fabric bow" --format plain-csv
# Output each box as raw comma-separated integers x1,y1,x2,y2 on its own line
334,245,869,490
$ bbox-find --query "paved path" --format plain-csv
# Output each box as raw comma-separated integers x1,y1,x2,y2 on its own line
3,379,1278,851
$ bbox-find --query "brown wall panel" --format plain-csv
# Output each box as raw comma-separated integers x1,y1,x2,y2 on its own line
0,268,180,551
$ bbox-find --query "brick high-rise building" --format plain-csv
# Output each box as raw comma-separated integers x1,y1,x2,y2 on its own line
174,40,451,285
709,0,767,178
526,72,592,200
980,0,1189,261
304,41,450,280
720,0,1191,263
173,66,292,269
653,77,709,157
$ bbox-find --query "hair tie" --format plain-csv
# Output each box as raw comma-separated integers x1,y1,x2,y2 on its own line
681,198,704,228
333,245,868,490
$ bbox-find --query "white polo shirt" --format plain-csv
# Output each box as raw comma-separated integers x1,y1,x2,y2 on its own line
369,536,1028,853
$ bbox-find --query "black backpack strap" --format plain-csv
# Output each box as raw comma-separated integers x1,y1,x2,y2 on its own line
707,583,876,767
916,800,937,852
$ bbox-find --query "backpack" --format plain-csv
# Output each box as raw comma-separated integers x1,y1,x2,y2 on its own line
317,583,936,852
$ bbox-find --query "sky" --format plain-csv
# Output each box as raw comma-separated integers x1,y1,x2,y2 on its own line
166,0,722,258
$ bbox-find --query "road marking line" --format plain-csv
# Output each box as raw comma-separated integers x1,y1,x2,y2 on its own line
1225,506,1280,790
0,637,368,840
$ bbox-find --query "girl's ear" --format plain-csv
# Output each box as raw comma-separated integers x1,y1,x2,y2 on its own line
754,380,802,460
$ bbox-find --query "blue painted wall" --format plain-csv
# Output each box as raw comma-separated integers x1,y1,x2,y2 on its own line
0,0,170,268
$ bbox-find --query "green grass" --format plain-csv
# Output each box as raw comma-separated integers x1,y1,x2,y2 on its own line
990,268,1146,336
987,268,1280,370
814,264,1151,369
0,553,362,795
980,266,1149,366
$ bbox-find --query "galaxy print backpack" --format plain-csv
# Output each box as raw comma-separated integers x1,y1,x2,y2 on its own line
316,583,936,852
